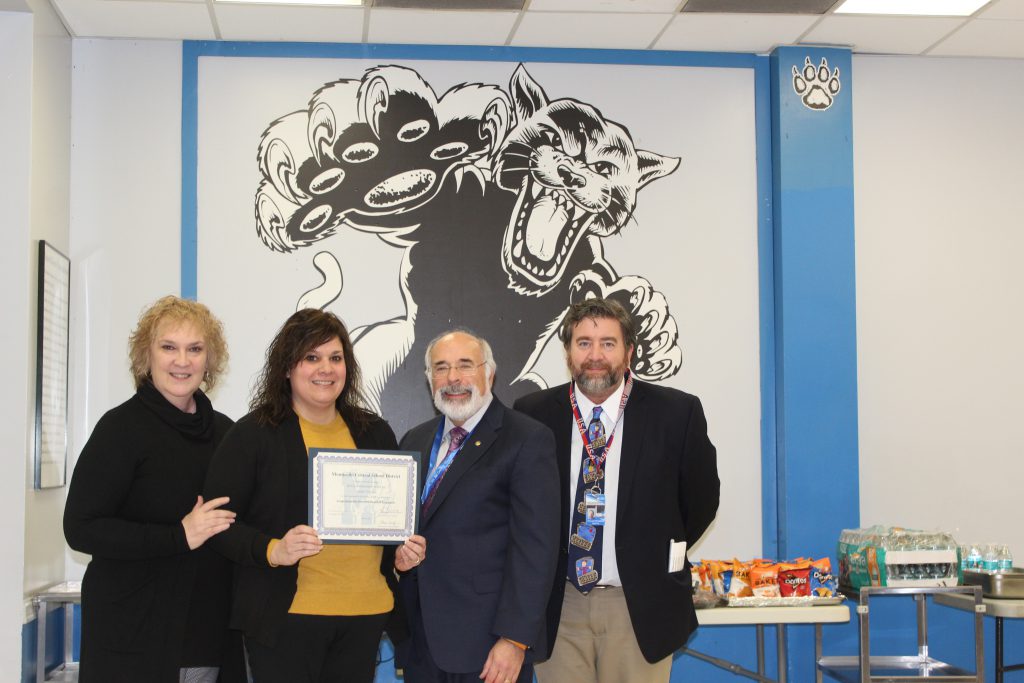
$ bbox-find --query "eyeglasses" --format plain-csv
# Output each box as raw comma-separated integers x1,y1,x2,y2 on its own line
431,361,486,377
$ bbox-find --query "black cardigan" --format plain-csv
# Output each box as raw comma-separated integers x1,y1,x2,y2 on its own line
64,385,236,683
203,408,404,647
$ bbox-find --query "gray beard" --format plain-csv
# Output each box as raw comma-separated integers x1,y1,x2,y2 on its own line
574,368,620,396
433,383,487,423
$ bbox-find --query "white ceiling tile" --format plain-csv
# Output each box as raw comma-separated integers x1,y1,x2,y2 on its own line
928,16,1024,56
979,0,1024,19
511,11,672,48
54,0,215,38
655,13,818,52
528,0,681,11
215,4,363,41
368,8,518,45
802,15,965,54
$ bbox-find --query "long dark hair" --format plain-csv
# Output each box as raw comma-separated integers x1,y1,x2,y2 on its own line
250,309,371,429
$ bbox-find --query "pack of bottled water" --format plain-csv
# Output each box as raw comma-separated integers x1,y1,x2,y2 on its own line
838,526,960,588
960,543,1013,573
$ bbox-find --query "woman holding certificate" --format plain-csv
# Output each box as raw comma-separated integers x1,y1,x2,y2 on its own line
204,308,412,683
64,296,238,683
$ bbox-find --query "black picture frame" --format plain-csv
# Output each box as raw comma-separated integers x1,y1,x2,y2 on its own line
34,241,71,490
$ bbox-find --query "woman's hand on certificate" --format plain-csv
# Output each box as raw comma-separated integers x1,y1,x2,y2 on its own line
270,525,323,566
395,534,427,572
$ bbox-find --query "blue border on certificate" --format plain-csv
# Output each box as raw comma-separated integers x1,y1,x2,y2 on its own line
308,448,421,545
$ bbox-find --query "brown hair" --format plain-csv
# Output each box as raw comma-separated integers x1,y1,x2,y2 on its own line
557,298,637,350
250,308,370,428
128,295,228,392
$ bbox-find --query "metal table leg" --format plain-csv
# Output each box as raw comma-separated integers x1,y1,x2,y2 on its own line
857,600,871,683
757,624,765,678
777,624,787,683
35,599,46,683
815,623,822,683
996,616,1003,683
63,605,74,669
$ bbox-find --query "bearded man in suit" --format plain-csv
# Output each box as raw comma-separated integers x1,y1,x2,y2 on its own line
394,330,559,683
514,298,719,683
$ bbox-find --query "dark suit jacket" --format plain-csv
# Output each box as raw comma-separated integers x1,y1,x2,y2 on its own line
514,379,719,663
396,397,560,673
203,408,403,647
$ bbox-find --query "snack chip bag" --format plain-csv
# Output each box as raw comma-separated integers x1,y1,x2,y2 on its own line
778,565,811,597
810,558,838,597
749,564,780,598
709,560,732,595
728,559,753,597
695,562,712,593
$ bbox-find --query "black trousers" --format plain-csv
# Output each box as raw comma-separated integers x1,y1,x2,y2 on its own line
246,612,388,683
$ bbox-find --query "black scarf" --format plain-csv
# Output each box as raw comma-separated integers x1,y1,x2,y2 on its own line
137,380,215,441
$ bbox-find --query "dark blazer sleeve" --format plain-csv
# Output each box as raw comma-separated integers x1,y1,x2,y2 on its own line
203,419,276,567
492,419,560,648
679,396,719,547
64,412,189,560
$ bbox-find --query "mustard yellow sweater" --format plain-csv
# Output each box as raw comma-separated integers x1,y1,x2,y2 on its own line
273,414,394,616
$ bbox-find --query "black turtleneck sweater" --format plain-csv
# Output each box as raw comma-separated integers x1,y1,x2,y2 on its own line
64,382,235,683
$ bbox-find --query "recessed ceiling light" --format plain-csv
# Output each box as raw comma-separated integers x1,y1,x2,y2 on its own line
215,0,362,5
834,0,989,16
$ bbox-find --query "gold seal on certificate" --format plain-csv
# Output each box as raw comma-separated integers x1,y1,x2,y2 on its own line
308,448,421,545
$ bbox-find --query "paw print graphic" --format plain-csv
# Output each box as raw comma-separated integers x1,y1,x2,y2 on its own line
792,57,841,110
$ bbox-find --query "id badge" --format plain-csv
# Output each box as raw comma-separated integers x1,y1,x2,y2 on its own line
584,490,606,526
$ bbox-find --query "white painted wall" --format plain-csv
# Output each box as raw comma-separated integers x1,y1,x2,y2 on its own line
854,55,1024,557
66,38,185,578
23,0,72,602
1,7,36,674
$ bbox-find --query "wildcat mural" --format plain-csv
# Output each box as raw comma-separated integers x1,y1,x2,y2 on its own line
255,63,683,432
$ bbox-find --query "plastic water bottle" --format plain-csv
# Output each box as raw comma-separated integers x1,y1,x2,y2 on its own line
967,545,983,570
997,545,1013,572
982,544,999,572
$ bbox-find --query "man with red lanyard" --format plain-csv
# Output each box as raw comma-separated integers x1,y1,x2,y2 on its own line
514,298,719,683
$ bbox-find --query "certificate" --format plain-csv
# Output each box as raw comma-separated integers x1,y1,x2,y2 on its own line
308,449,421,544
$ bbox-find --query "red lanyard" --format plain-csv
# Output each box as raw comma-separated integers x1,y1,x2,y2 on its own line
569,372,633,481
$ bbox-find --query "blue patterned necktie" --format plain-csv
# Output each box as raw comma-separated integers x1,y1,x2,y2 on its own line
568,407,605,593
423,426,467,512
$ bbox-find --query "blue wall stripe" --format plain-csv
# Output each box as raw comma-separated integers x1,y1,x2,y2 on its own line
182,40,759,68
181,41,200,301
769,45,859,683
754,56,779,561
769,45,858,562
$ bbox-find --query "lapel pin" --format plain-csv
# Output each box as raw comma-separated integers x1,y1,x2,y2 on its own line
475,441,481,446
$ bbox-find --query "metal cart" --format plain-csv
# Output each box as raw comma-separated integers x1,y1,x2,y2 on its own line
818,585,984,683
